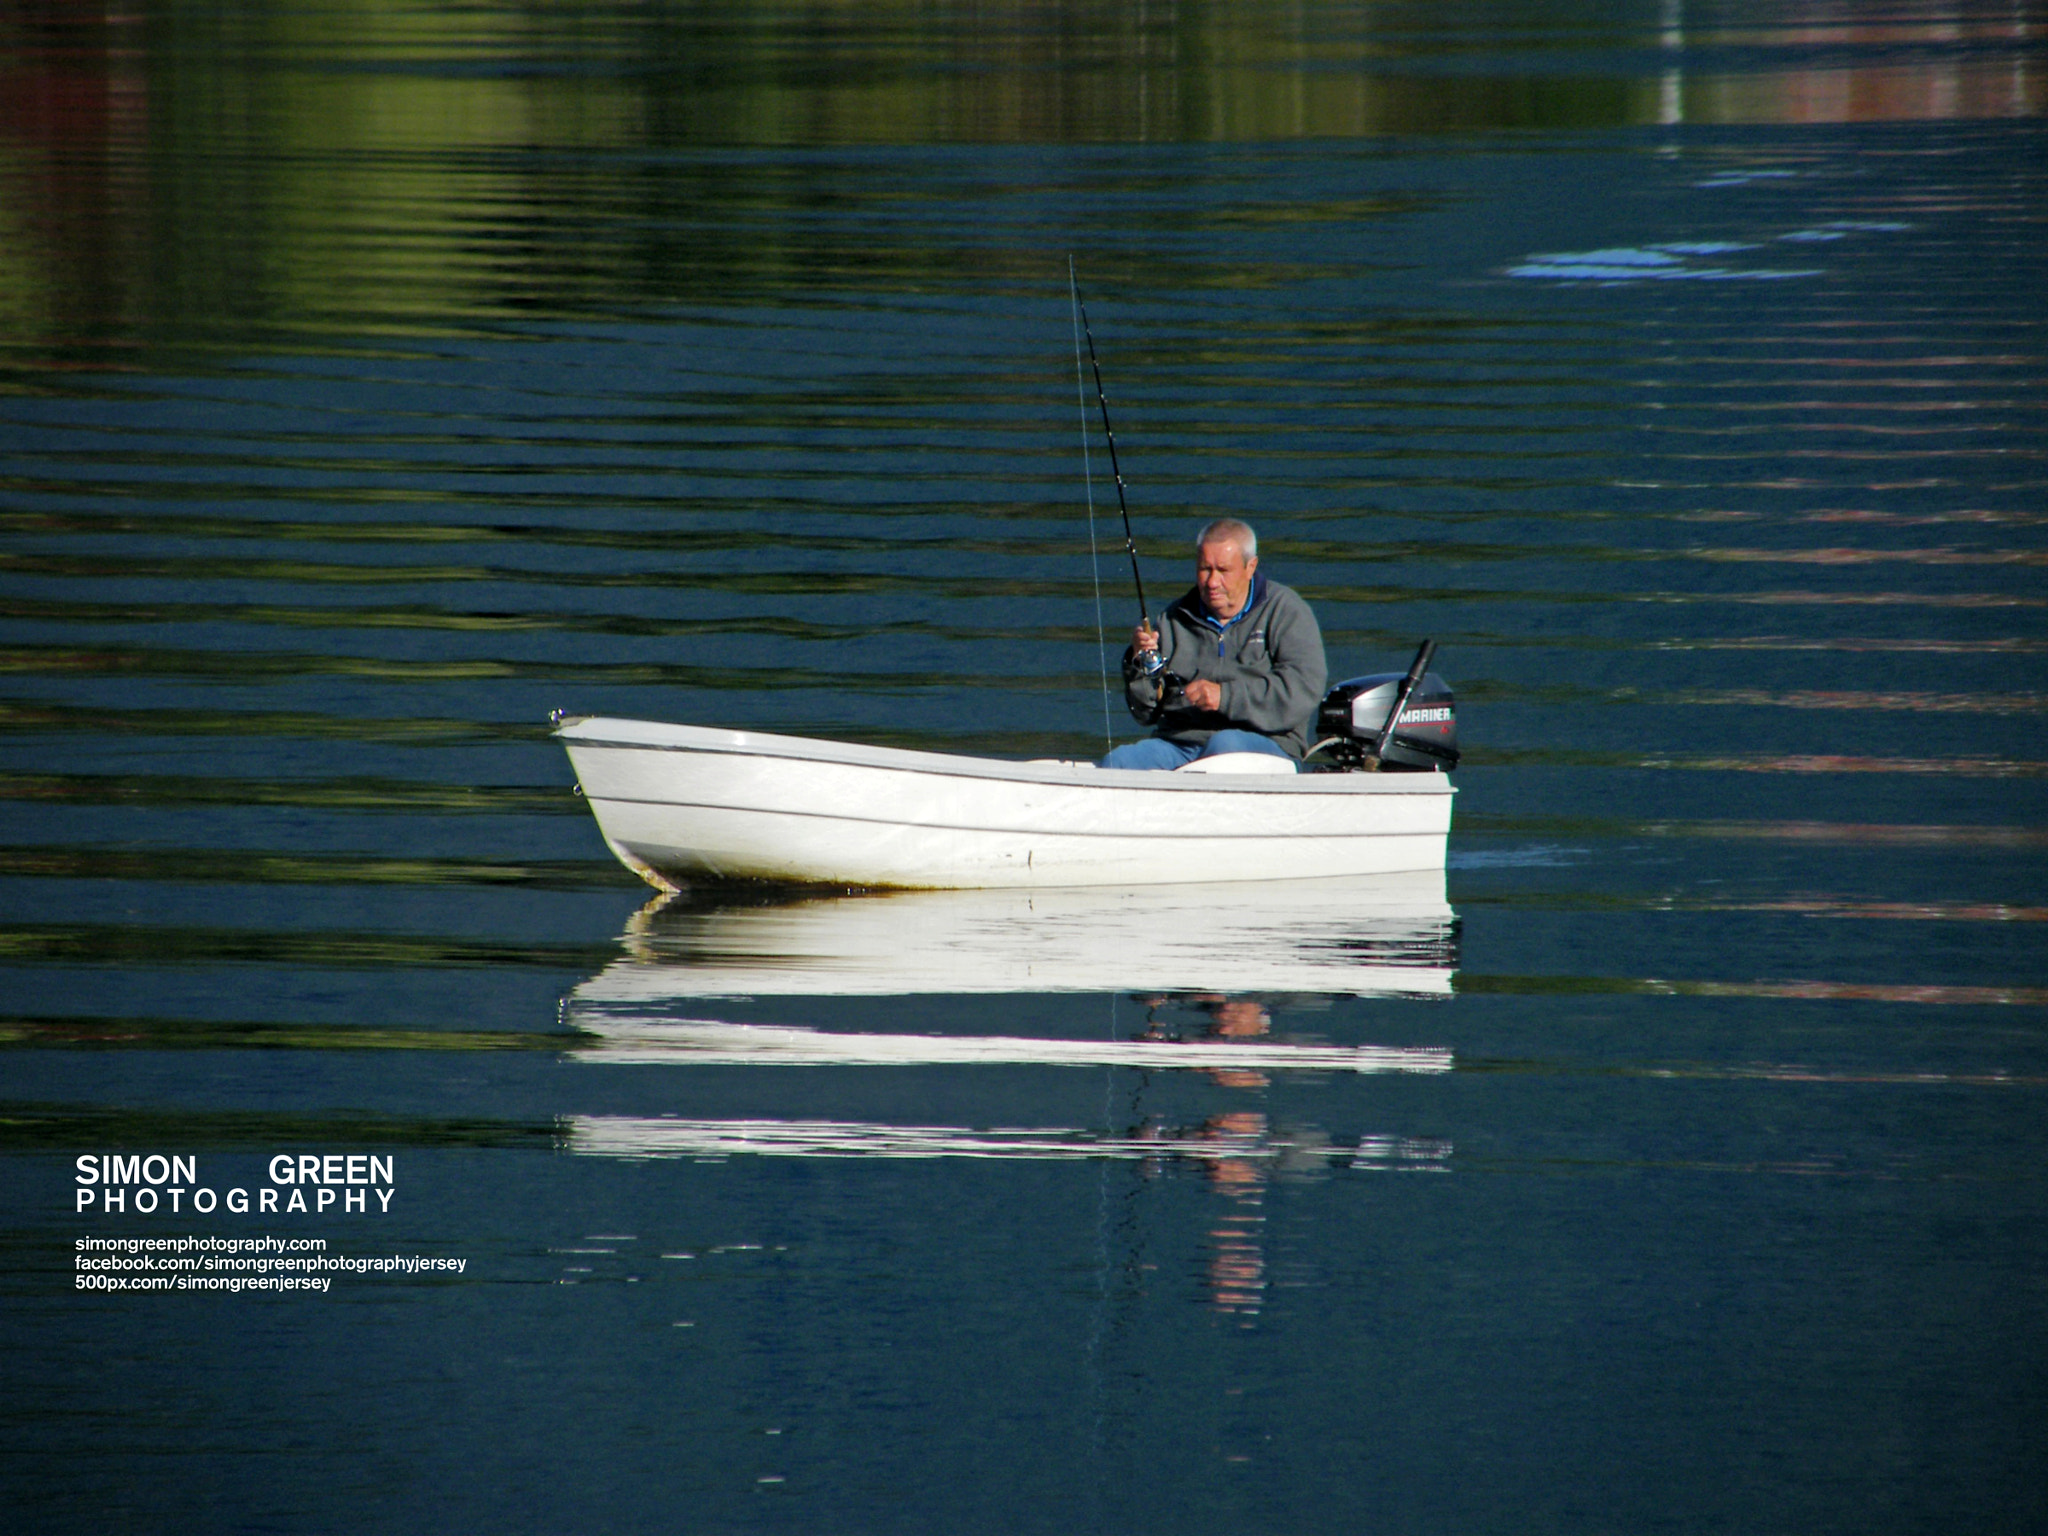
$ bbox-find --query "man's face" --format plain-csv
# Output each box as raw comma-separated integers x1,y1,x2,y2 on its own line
1195,539,1257,621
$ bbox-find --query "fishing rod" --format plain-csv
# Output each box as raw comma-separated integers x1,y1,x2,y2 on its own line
1068,268,1164,677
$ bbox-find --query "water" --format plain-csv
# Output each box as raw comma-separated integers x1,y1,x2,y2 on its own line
3,2,2045,1530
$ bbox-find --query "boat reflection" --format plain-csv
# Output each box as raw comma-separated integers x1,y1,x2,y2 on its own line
564,1110,1451,1320
563,1017,1451,1074
575,870,1459,1001
564,1114,1452,1171
562,874,1458,1318
565,872,1457,1071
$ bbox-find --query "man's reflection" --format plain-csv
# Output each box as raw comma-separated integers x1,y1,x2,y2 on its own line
1138,993,1280,1318
1201,1109,1268,1318
1141,992,1273,1088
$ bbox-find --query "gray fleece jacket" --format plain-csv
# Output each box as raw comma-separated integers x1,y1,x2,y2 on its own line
1122,573,1328,756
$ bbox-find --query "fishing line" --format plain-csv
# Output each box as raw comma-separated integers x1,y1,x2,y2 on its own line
1069,257,1113,749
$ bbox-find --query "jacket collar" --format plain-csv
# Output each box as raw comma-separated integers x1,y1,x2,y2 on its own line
1180,571,1266,635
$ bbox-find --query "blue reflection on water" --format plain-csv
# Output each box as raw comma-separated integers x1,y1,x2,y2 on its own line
1,14,2045,1530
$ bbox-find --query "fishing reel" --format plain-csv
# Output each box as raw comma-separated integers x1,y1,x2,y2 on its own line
1136,667,1191,726
1128,629,1191,725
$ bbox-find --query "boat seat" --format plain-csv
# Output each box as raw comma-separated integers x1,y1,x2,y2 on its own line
1173,752,1299,776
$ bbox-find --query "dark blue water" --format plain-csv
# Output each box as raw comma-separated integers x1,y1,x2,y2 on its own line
3,3,2045,1531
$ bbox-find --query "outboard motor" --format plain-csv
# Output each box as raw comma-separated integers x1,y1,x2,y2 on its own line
1312,647,1460,772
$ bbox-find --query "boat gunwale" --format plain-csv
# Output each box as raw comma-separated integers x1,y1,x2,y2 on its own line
557,717,1455,798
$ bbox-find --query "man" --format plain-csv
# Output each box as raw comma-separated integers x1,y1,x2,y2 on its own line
1100,517,1327,770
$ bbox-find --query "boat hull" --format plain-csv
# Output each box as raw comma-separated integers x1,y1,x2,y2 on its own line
557,717,1454,890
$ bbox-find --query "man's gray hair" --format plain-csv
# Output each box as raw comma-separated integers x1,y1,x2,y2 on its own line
1195,517,1257,561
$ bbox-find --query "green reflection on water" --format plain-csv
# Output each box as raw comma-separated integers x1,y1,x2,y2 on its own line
16,0,2028,359
0,770,574,814
0,922,613,970
0,844,636,891
0,1100,555,1151
0,1015,578,1053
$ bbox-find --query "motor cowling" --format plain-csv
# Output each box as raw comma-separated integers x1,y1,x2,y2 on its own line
1314,671,1460,771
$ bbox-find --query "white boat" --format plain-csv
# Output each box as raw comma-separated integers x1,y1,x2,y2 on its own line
556,716,1455,891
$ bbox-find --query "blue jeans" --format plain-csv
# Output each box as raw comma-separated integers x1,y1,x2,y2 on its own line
1098,729,1295,771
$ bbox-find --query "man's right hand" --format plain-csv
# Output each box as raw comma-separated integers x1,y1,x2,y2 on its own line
1131,622,1159,657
